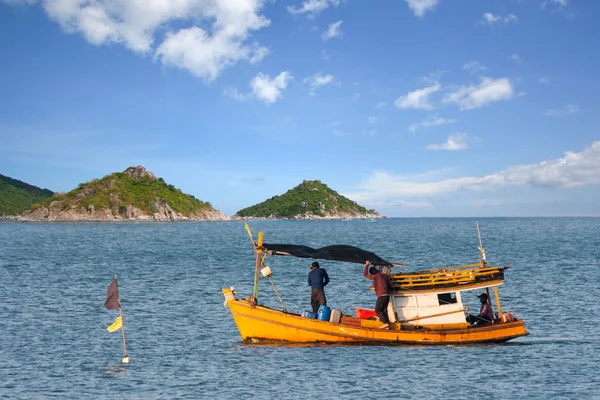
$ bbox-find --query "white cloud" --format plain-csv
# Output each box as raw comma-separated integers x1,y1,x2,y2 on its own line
394,82,440,110
321,50,330,60
368,116,378,125
422,115,455,128
224,87,251,102
539,77,551,84
361,129,377,135
405,0,439,18
346,141,600,203
545,104,579,116
156,26,269,82
409,114,456,133
333,129,346,136
227,71,292,104
480,12,519,25
510,53,523,64
427,132,468,151
288,0,340,17
396,201,434,208
375,101,387,108
463,61,487,74
2,0,37,4
444,77,514,110
541,0,569,8
322,20,343,41
250,72,293,104
540,0,573,16
303,73,334,94
39,0,270,82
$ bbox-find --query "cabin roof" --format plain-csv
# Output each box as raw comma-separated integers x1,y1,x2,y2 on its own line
390,264,506,293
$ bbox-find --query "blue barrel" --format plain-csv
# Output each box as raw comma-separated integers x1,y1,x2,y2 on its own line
318,305,331,321
302,311,318,319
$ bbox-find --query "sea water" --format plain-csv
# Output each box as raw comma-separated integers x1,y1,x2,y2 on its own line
1,218,599,399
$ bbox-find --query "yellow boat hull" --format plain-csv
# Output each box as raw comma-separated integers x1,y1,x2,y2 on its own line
223,289,528,345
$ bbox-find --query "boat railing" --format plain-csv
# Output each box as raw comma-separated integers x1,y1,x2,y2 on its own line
390,264,505,289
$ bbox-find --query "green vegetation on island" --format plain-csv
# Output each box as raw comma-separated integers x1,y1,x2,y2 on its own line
236,180,378,219
0,174,54,216
25,166,222,220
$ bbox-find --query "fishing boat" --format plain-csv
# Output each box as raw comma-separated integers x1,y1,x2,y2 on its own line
223,223,528,345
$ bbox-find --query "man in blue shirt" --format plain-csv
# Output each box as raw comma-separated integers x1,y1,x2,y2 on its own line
308,261,329,312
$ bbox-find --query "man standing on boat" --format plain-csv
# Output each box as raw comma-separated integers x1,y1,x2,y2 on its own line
363,261,392,329
308,261,329,313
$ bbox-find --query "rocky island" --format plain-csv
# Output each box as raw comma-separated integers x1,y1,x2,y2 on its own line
235,179,381,220
15,166,228,221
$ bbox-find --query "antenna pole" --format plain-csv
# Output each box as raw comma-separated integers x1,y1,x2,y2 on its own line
476,219,486,264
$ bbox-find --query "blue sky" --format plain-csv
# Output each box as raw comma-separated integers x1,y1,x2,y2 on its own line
1,0,599,217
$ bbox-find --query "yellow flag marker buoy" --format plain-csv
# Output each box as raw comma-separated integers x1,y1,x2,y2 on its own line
104,275,130,364
107,316,122,333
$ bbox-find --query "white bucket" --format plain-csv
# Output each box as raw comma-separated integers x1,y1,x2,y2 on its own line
260,266,272,277
329,309,342,324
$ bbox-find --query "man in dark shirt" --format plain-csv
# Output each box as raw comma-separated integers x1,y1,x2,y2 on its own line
363,260,392,329
308,261,329,312
466,293,494,325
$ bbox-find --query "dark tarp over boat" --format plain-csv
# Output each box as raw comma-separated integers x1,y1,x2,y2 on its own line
262,244,394,266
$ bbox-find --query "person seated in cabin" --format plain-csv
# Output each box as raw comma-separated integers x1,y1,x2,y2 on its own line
363,260,392,329
308,261,329,313
466,293,494,326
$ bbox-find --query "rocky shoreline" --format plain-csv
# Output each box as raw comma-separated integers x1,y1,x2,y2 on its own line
2,212,384,222
237,212,383,221
12,203,230,222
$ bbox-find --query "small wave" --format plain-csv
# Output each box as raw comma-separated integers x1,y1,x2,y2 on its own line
1,263,23,268
105,364,128,376
515,337,595,345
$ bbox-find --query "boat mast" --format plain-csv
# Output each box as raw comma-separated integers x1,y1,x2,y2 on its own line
476,220,503,320
476,219,486,266
252,232,263,304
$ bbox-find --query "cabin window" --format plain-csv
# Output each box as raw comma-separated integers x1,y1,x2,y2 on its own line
437,292,457,305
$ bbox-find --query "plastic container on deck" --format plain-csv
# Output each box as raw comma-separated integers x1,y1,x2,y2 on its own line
501,312,515,322
318,305,331,321
329,309,342,324
355,308,377,319
302,311,317,319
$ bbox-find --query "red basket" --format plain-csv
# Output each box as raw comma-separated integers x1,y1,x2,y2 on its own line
355,308,377,319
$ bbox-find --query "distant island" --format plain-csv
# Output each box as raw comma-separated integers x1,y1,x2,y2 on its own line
0,174,54,216
13,166,228,221
235,179,381,220
1,169,382,221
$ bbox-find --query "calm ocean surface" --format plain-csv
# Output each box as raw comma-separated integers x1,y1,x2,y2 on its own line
1,218,599,399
